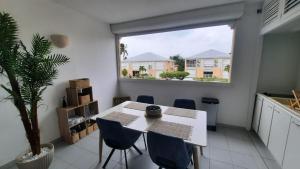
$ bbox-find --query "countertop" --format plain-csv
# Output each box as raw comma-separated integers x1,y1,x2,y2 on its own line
257,93,300,120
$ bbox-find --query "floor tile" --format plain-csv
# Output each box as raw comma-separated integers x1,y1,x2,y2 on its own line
55,145,85,164
70,149,98,169
89,130,99,139
113,155,157,169
75,136,99,154
210,160,234,169
49,157,70,169
263,158,282,169
5,126,274,169
198,156,210,169
210,147,232,163
228,138,255,155
208,131,229,150
234,165,248,169
202,146,210,158
89,159,117,169
231,151,259,169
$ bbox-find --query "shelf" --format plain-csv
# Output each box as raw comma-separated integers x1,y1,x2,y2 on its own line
57,100,98,112
69,120,85,129
57,80,99,144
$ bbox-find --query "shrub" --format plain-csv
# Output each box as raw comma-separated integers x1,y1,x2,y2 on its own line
174,71,189,80
122,68,128,77
160,71,189,80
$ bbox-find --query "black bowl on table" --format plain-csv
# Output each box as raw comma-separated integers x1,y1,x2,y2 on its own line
145,105,162,118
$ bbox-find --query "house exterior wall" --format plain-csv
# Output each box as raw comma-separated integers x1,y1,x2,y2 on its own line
196,67,204,78
121,60,175,78
185,58,231,79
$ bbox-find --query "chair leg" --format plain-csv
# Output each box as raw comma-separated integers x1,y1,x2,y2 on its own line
142,133,147,150
124,150,128,169
132,145,143,155
200,146,203,156
102,149,115,168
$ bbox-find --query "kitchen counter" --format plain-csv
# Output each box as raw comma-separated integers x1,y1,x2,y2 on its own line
257,93,300,120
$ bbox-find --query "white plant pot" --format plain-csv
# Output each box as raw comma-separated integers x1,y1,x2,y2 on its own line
15,143,54,169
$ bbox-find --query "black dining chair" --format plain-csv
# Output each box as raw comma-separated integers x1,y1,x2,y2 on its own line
96,118,143,169
147,131,193,169
137,95,154,104
136,95,154,150
173,99,203,155
173,99,196,110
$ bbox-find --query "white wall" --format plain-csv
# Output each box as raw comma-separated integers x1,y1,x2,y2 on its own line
119,3,263,128
257,32,300,94
0,0,117,165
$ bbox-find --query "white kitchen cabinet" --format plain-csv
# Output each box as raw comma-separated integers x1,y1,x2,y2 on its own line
258,99,274,145
282,118,300,169
252,95,264,132
268,106,291,166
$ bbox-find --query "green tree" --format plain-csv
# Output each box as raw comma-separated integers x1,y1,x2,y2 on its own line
174,71,190,80
119,43,128,60
121,68,128,77
139,66,146,74
224,64,231,72
0,12,69,155
170,55,185,71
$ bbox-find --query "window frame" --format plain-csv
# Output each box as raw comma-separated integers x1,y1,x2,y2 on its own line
116,22,236,85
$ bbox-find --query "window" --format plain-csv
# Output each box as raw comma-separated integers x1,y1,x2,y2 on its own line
118,24,234,83
186,60,196,67
204,71,213,78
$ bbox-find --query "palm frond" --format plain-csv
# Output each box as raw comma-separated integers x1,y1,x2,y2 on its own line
0,12,19,75
0,12,18,50
46,54,69,67
1,84,21,101
31,34,52,58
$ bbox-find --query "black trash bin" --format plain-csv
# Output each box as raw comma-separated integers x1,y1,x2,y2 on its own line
201,97,219,131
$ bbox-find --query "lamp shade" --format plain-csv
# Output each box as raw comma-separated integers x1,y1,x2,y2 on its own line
50,34,69,48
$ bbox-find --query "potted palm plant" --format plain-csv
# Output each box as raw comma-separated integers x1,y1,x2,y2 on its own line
0,12,69,169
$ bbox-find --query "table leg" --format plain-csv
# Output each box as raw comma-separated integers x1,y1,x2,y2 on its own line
192,146,200,169
99,132,103,163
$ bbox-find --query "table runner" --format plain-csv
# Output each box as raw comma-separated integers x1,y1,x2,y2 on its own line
147,120,193,140
124,102,149,111
164,107,197,119
101,112,139,126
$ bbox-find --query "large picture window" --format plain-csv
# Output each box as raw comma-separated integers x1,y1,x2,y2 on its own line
118,24,234,83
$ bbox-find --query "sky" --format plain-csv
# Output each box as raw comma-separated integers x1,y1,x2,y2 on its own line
120,25,234,59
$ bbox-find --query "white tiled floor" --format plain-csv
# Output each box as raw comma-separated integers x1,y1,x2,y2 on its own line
8,126,281,169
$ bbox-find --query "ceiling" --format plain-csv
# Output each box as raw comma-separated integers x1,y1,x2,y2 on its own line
51,0,262,24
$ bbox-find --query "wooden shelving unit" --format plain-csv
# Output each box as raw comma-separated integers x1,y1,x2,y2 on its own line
57,79,99,144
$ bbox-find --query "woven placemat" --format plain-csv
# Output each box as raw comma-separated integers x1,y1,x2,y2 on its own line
124,102,149,111
101,112,139,126
147,120,193,140
164,107,197,119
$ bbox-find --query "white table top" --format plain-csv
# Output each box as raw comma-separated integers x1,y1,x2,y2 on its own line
92,101,207,147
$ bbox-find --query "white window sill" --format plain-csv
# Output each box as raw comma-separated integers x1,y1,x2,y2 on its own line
118,78,232,87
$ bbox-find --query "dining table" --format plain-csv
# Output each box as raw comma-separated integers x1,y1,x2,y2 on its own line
91,101,207,169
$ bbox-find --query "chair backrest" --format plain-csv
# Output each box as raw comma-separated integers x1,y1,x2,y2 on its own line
113,96,131,106
136,95,154,104
96,118,131,149
173,99,196,110
147,131,190,169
